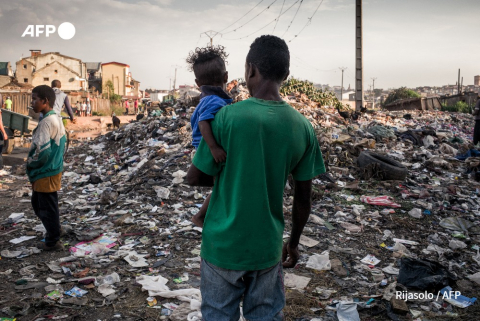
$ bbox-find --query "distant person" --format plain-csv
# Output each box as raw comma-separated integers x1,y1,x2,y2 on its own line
134,99,139,114
0,108,8,168
27,85,66,251
86,101,91,116
124,100,129,115
473,99,480,145
186,35,325,319
51,80,76,125
75,101,81,116
4,97,12,111
81,101,87,117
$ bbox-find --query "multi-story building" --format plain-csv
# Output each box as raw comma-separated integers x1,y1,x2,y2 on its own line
15,50,87,91
101,62,141,99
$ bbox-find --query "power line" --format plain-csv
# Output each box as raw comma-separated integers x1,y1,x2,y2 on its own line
223,0,279,35
218,0,265,33
288,0,324,42
222,0,301,40
282,0,304,38
272,0,286,34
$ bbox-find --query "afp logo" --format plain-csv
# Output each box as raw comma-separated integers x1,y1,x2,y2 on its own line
22,22,75,40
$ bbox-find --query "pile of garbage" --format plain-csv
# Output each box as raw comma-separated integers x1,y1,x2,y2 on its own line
0,82,480,320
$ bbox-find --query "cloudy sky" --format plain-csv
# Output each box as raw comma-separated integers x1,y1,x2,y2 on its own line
1,0,479,91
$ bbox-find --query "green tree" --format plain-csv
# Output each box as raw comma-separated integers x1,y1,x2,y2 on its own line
105,80,122,103
383,87,421,106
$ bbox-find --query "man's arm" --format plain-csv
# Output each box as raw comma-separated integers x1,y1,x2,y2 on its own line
64,96,75,121
198,120,226,163
0,113,7,141
282,179,312,268
473,100,480,115
186,164,214,187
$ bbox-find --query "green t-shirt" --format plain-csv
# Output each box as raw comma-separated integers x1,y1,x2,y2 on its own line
193,97,326,270
4,99,12,110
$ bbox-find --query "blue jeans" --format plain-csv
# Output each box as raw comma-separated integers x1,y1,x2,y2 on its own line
201,259,285,321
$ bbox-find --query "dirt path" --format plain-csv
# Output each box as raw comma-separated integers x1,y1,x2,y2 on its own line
66,115,137,140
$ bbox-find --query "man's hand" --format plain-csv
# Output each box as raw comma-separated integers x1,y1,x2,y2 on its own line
191,213,205,228
211,146,226,163
31,181,35,191
282,241,299,268
71,118,77,124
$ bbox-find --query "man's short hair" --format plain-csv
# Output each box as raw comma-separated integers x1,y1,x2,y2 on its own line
32,85,56,108
246,35,290,82
186,45,228,85
51,79,61,88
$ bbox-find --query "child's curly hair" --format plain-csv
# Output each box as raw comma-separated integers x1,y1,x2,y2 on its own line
186,45,228,71
186,46,229,86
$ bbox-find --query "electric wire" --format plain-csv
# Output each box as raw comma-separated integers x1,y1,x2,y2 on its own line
281,0,304,38
272,0,286,34
218,0,265,33
222,0,279,35
288,0,324,42
222,0,301,40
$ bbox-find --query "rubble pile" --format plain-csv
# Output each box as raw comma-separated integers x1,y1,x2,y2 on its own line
0,85,480,320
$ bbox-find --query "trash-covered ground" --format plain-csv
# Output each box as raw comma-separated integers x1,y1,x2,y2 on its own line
1,83,480,320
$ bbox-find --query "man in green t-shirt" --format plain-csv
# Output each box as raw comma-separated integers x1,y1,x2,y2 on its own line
187,35,325,320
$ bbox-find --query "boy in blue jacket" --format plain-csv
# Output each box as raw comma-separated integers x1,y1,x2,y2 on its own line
186,46,232,227
28,85,66,251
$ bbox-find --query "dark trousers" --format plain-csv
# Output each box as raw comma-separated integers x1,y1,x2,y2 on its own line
0,140,3,169
475,120,480,145
31,191,60,247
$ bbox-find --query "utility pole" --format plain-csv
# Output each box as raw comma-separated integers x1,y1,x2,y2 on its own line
171,65,182,93
201,30,222,47
458,69,461,95
371,77,377,109
339,67,347,102
355,0,363,111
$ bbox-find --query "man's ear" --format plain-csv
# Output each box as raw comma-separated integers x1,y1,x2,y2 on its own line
283,71,290,82
224,71,228,84
195,79,201,87
247,63,256,79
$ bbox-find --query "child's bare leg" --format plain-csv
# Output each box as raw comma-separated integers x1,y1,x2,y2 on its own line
192,193,211,228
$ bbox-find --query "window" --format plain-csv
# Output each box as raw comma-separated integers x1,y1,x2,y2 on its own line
23,64,27,69
44,77,49,81
54,70,58,74
23,78,28,83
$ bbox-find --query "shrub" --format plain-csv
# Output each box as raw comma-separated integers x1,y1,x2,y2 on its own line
280,77,340,107
441,101,470,113
383,87,421,106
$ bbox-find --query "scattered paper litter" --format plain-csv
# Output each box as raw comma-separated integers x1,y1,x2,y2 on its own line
284,273,311,290
10,236,36,244
299,235,319,248
360,254,380,266
306,252,331,271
